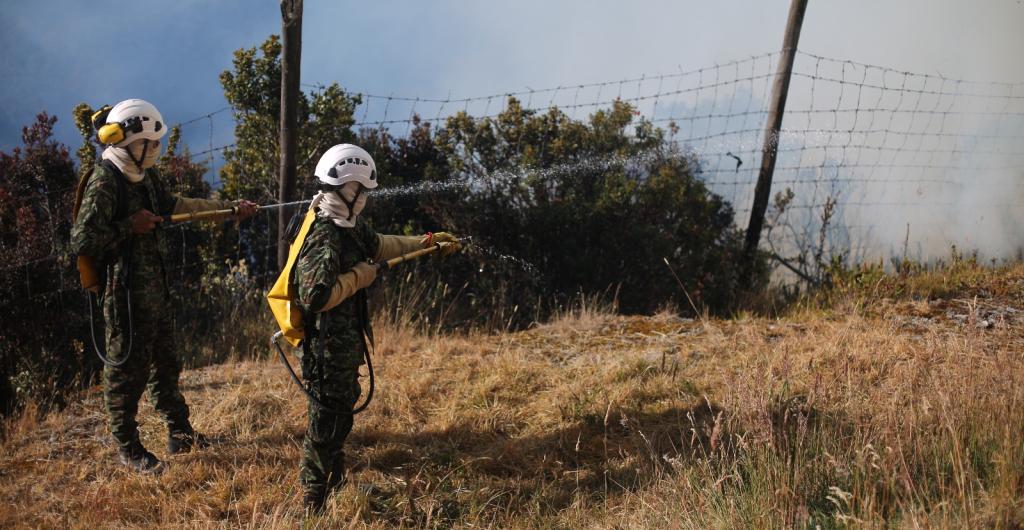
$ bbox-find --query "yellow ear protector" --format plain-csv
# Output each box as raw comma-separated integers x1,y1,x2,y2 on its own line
91,104,162,145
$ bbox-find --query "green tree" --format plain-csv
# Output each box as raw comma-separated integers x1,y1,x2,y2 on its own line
358,117,453,236
433,99,757,315
218,35,362,278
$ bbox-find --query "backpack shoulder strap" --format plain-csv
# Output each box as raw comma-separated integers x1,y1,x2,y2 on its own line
288,215,326,292
72,167,95,223
72,160,128,223
99,160,129,221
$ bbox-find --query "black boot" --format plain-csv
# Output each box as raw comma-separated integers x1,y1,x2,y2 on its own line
118,440,163,474
168,428,211,454
303,488,327,514
326,462,347,494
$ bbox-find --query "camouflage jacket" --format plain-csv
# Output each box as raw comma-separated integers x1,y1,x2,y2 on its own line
70,162,229,296
294,215,380,367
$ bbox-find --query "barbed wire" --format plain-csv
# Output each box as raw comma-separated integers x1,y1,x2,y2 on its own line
176,107,232,128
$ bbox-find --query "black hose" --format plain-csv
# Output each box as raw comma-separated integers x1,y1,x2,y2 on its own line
272,332,374,415
87,287,134,367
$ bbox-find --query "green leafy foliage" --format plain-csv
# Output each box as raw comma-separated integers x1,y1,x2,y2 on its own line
218,35,362,280
213,35,760,327
428,99,756,316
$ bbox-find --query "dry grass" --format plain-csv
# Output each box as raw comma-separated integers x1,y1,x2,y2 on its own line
3,263,1024,528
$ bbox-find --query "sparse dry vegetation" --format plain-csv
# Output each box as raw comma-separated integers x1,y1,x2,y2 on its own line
3,261,1024,528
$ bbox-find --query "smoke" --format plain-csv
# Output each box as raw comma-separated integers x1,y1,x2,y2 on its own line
663,53,1024,267
783,69,1024,265
360,48,1024,269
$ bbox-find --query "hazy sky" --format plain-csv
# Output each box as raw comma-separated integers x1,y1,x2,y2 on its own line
1,0,1022,153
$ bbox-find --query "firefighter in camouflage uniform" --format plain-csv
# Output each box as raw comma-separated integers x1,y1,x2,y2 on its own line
292,144,460,511
71,99,257,473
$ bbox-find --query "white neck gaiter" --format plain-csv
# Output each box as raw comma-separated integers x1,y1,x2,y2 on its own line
312,182,367,228
101,139,160,183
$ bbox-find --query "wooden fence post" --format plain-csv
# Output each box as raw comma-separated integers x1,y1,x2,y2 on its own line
278,0,303,268
743,0,809,283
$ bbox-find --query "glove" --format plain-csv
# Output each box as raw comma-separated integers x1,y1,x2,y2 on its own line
317,262,378,312
421,231,462,257
375,234,423,261
350,261,378,289
233,199,259,220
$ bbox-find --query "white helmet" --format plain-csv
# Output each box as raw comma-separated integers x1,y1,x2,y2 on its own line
314,144,378,189
104,99,167,147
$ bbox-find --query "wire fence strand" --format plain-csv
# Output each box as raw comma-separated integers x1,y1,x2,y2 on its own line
6,49,1024,296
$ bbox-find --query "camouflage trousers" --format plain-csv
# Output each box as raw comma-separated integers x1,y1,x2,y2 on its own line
299,343,362,498
101,283,191,449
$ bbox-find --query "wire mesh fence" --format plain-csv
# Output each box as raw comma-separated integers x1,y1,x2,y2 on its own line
5,48,1024,301
325,50,1023,266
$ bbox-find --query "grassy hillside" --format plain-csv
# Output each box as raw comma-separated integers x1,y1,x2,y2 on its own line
3,263,1024,528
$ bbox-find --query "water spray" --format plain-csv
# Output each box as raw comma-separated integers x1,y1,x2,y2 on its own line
165,148,683,225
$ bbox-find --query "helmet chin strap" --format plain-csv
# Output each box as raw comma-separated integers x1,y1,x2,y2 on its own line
334,184,366,221
128,140,150,171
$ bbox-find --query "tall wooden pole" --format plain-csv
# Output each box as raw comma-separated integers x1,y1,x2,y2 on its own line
743,0,809,281
278,0,303,268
